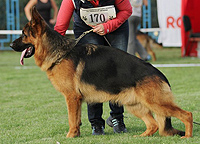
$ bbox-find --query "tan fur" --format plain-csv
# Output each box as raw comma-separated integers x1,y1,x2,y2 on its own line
46,60,82,137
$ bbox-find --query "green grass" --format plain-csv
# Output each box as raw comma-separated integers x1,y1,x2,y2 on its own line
0,49,200,144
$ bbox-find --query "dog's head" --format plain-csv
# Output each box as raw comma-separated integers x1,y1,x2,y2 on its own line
10,6,47,65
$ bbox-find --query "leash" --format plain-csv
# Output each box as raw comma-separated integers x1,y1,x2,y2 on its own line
103,36,112,47
193,121,200,125
74,29,112,47
49,29,112,70
74,29,94,46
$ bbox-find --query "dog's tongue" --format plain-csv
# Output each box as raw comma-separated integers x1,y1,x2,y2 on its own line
20,49,27,65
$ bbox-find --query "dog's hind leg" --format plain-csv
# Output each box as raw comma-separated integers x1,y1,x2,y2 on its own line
65,92,82,138
135,79,193,138
156,116,185,137
126,104,158,137
153,104,193,138
141,89,193,138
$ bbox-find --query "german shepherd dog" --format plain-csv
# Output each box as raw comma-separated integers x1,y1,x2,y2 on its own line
10,7,193,138
137,31,163,61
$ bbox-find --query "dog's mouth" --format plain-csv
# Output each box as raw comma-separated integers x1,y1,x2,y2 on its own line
20,46,35,65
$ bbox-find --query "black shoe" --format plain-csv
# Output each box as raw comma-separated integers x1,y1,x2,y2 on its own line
92,125,105,135
106,116,127,133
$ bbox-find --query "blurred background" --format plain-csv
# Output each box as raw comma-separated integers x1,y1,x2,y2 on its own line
1,0,200,58
0,0,159,49
0,0,159,30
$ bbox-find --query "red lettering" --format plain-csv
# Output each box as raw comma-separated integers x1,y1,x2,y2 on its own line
177,17,181,28
167,16,181,28
167,16,175,28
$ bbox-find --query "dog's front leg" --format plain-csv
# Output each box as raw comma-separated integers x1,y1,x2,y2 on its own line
65,92,82,138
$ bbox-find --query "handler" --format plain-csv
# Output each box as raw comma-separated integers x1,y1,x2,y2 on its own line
54,0,132,135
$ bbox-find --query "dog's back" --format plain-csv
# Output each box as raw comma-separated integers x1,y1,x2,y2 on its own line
72,44,169,94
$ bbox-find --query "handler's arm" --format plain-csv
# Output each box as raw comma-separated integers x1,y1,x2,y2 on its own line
54,0,74,35
102,0,132,34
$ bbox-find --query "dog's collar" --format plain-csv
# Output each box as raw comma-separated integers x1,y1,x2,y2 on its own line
48,57,63,70
48,29,93,70
48,38,77,71
48,52,70,71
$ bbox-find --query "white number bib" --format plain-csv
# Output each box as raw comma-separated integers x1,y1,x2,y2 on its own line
80,5,116,26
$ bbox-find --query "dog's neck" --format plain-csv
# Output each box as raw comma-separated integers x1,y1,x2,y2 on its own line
47,49,70,71
35,29,76,71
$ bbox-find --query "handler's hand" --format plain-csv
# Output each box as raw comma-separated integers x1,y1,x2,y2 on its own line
92,24,105,36
49,19,56,24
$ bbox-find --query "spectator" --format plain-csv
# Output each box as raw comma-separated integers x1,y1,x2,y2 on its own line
24,0,58,28
127,0,151,61
54,0,132,135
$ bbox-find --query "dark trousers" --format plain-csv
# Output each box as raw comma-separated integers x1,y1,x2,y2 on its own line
87,102,124,127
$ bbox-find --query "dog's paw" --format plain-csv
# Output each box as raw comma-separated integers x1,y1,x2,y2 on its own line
133,135,140,138
181,135,192,138
66,129,80,138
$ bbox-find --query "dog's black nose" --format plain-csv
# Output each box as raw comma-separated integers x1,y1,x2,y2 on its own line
10,42,14,48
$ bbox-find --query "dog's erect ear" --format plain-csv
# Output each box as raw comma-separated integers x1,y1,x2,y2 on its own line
29,6,46,35
30,6,44,25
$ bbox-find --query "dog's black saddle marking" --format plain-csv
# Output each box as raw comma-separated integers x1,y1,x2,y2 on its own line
72,45,169,95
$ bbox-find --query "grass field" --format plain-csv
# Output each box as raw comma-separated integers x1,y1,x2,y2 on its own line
0,48,200,144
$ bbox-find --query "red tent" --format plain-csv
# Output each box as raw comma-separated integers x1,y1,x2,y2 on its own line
181,0,200,57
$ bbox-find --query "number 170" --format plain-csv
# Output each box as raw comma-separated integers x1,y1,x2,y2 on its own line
90,14,106,23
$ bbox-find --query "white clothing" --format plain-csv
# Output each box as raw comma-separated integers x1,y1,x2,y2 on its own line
129,0,143,17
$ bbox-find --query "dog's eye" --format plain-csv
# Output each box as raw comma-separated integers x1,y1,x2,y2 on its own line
22,31,27,38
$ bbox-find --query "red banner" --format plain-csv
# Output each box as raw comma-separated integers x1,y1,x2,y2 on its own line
181,0,200,57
